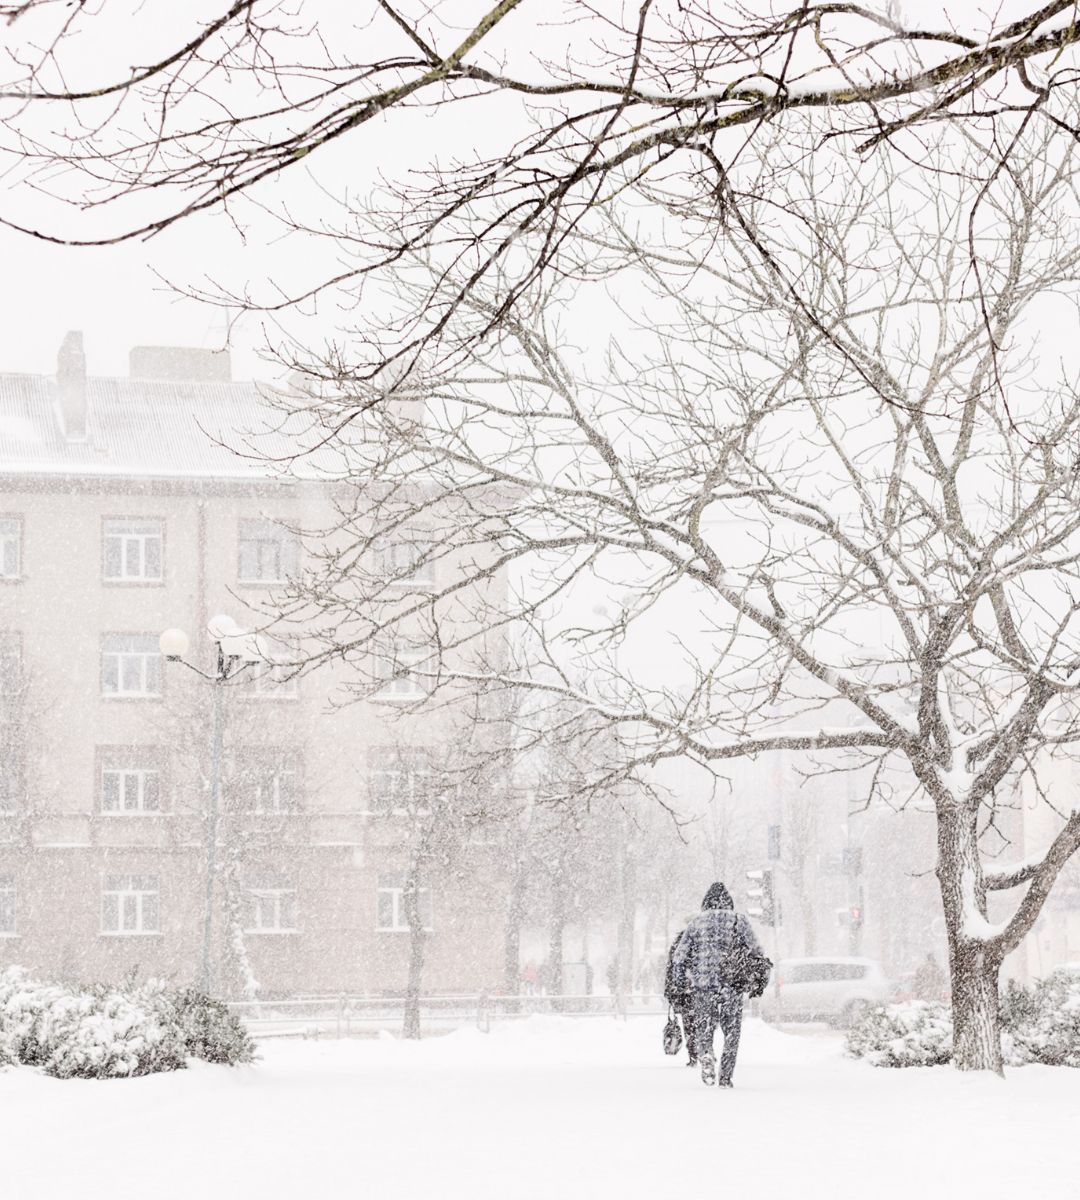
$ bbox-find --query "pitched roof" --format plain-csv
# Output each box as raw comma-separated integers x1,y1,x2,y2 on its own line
0,372,332,481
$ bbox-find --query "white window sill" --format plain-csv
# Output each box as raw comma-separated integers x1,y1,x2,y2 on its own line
243,928,300,937
0,932,20,939
99,812,166,818
99,932,163,938
375,927,434,935
101,694,163,702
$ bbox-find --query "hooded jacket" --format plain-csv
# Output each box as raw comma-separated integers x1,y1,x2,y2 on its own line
670,882,764,994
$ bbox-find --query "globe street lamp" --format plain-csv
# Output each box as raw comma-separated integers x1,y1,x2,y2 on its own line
159,615,265,993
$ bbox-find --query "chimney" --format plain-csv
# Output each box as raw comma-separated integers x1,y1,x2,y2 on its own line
56,330,87,440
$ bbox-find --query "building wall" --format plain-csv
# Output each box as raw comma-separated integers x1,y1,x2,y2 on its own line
0,472,507,997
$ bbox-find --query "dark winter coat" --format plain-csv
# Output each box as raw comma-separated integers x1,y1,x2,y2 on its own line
671,894,764,994
664,934,690,1004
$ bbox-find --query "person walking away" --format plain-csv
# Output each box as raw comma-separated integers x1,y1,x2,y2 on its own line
664,920,698,1066
913,953,946,1002
671,882,765,1089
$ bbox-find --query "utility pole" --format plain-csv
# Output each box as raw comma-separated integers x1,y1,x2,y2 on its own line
160,616,263,993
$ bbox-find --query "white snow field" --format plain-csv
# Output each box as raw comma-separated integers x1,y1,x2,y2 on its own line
3,1014,1076,1200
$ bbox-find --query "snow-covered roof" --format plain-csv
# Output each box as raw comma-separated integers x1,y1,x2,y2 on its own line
0,371,325,482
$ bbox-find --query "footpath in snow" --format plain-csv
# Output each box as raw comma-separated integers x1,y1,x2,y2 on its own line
2,1015,1076,1200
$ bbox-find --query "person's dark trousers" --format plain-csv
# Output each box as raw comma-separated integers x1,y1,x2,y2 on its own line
692,986,744,1084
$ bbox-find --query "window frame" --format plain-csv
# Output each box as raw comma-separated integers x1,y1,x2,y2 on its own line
101,517,165,585
381,538,435,588
0,516,22,581
98,747,165,815
375,873,433,933
100,874,161,936
237,518,298,586
245,885,299,934
229,749,302,814
101,633,163,699
367,746,435,815
377,637,430,701
238,639,300,700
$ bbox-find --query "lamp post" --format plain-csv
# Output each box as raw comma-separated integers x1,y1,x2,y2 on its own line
159,616,263,993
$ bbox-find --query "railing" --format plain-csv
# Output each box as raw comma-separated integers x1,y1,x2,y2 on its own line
228,992,669,1039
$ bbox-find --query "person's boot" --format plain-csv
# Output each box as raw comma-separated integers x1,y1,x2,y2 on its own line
717,1079,733,1089
700,1054,716,1086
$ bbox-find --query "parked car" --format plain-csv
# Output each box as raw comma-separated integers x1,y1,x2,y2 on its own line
759,957,892,1026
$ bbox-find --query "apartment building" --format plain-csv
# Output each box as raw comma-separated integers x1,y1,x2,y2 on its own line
0,333,506,997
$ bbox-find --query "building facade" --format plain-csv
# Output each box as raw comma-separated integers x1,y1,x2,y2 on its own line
0,334,506,998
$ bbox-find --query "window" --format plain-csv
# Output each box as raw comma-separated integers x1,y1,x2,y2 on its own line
103,519,163,582
100,750,162,814
101,875,159,934
245,871,297,933
380,539,434,587
102,635,161,697
378,637,429,699
376,872,433,932
0,875,14,934
238,519,298,584
231,750,301,813
0,518,21,579
368,746,434,813
240,639,299,698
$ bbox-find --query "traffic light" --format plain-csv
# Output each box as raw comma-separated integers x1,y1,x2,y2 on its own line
746,867,777,927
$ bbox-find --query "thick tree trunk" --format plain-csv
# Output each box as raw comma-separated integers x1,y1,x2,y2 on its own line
936,802,1003,1073
950,942,1003,1073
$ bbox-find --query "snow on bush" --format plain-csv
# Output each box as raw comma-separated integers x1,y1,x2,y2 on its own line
171,988,255,1066
845,1000,953,1068
1004,971,1080,1068
0,968,254,1079
847,973,1080,1068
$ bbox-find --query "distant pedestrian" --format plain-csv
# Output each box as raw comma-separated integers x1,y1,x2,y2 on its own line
521,960,539,996
913,953,946,1002
671,881,769,1089
664,920,697,1066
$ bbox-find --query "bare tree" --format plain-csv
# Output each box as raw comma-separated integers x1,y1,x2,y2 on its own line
4,3,1080,370
259,109,1080,1072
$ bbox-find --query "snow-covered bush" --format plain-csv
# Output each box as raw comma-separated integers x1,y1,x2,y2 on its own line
847,974,1080,1068
0,968,254,1078
39,984,187,1080
845,1001,953,1068
170,989,255,1066
0,969,185,1078
1004,971,1080,1068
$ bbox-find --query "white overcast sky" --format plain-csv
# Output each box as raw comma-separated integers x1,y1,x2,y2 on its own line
0,1,1041,380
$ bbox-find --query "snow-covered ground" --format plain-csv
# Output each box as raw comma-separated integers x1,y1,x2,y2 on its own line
3,1015,1076,1200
